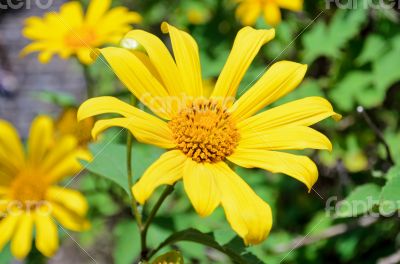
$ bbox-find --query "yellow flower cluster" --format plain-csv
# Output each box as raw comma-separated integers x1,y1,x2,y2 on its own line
3,0,341,260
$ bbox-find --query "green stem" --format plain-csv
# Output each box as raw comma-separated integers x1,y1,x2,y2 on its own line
82,64,95,98
140,185,175,260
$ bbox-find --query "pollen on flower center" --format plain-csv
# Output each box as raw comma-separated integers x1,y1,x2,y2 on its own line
64,27,97,48
169,99,240,163
11,170,49,208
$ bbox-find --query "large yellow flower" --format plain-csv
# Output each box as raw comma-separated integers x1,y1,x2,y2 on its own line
0,116,90,259
78,23,341,245
235,0,303,26
21,0,142,64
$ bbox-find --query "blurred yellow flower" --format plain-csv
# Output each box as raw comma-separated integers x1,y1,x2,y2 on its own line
235,0,303,26
187,8,210,25
21,0,142,64
0,116,91,259
56,107,95,148
78,23,340,245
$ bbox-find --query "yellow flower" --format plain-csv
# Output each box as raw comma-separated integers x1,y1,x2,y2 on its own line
186,8,210,25
78,23,341,245
235,0,303,26
21,0,142,64
56,107,95,148
0,116,91,259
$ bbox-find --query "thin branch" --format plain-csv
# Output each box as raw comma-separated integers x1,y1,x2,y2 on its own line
357,106,395,166
141,184,175,260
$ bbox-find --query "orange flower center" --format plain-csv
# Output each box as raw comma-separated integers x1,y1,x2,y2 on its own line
10,169,49,208
169,100,240,163
64,27,97,48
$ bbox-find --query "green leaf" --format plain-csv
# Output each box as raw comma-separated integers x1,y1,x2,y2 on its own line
87,193,119,216
113,219,140,264
82,142,164,198
152,251,184,264
355,34,387,66
379,167,400,215
149,229,256,264
336,183,381,218
372,47,400,92
329,71,383,111
302,7,367,63
0,245,13,264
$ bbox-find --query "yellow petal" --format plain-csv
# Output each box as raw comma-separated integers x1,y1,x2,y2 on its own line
38,51,54,64
230,61,307,121
132,150,186,204
123,30,185,97
235,1,261,26
0,213,20,252
11,213,33,260
97,47,172,119
276,0,303,11
0,120,24,173
85,0,110,25
183,159,220,217
40,136,78,174
78,96,139,120
238,126,332,151
131,51,163,84
46,187,88,217
45,149,91,183
92,117,175,149
35,213,59,257
211,27,275,101
76,48,93,65
228,149,318,191
51,203,90,232
60,1,84,27
27,115,54,165
98,8,141,36
263,2,282,26
214,162,272,245
237,97,342,132
161,22,203,97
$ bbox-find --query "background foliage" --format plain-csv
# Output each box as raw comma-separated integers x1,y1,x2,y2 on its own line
2,0,400,263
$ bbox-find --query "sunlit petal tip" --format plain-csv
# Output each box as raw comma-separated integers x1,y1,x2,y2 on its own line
76,101,90,122
333,112,343,121
160,21,170,33
90,122,103,140
131,185,146,205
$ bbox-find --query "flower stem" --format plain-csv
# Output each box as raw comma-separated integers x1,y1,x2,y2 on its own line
140,184,175,260
82,64,95,98
126,96,142,228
